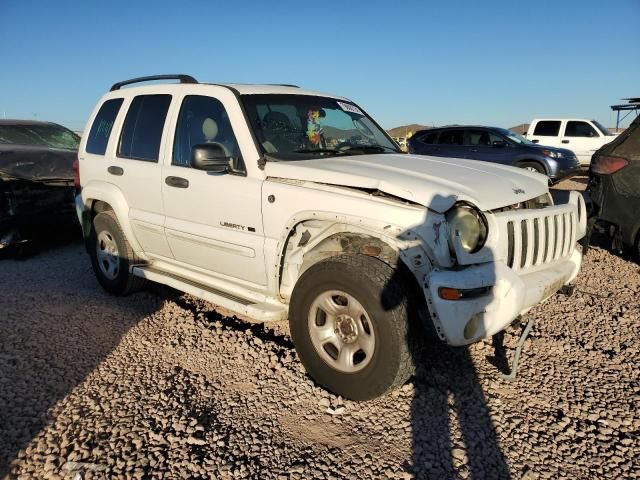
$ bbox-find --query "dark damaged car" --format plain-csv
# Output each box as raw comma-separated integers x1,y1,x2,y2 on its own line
0,120,79,253
588,115,640,258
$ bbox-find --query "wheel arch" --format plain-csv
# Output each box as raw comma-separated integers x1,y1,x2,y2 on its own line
80,181,142,253
276,216,433,306
514,158,548,175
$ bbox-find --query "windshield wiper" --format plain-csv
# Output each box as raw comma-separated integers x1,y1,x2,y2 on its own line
294,148,345,155
295,145,399,155
339,145,399,154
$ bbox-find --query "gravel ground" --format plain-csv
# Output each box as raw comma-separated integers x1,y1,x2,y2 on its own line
551,173,589,192
1,179,638,480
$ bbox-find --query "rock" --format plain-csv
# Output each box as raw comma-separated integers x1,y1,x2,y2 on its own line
326,406,346,416
186,436,207,446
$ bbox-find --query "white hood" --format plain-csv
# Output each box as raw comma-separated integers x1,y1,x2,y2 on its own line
265,154,549,213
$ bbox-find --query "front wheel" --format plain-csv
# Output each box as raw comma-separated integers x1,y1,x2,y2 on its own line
289,254,418,400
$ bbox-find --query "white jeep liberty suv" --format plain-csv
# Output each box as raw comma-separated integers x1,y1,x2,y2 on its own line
76,75,586,400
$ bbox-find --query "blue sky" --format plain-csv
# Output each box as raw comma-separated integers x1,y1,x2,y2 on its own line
1,0,638,132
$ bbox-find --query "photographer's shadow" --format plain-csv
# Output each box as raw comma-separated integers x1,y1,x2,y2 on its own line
382,193,511,479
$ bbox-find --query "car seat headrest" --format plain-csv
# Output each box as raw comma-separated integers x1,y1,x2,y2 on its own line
202,118,219,141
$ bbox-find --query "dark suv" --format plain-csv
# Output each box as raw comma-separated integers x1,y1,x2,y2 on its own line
408,126,581,183
588,115,640,258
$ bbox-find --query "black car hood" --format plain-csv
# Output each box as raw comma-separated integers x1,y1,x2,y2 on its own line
0,145,75,182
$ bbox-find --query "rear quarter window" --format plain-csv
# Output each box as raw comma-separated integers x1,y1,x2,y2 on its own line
118,94,172,162
533,121,561,136
86,98,124,155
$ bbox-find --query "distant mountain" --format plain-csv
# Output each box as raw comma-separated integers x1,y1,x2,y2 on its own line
387,124,434,137
509,123,529,135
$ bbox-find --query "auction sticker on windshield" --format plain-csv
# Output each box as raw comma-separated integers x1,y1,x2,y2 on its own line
337,101,364,116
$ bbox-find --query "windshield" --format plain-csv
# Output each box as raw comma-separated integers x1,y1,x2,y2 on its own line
241,94,400,160
498,128,534,145
592,120,614,136
0,123,80,150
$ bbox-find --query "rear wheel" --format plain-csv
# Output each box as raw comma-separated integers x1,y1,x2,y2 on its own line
89,211,146,295
517,161,546,175
289,254,419,400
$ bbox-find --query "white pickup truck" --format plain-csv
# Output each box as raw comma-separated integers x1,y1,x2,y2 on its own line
525,118,617,166
75,75,587,400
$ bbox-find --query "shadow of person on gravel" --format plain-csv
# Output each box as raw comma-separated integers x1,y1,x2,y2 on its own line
381,193,512,479
0,241,164,477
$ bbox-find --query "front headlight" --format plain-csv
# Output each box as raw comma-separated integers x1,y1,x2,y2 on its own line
446,204,488,253
542,149,563,159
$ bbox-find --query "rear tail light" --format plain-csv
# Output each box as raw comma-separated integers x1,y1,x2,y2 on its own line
592,155,628,175
72,158,81,190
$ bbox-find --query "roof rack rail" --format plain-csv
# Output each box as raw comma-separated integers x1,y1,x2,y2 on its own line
110,74,198,91
269,84,300,88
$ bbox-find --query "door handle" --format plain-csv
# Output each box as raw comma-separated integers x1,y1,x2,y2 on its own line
165,176,189,188
531,139,539,144
108,166,124,176
470,148,479,152
562,140,570,144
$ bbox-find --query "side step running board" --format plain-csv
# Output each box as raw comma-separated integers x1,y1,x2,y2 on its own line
132,266,288,322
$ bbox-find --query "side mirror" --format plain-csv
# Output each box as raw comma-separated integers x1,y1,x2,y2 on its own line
492,140,507,147
190,144,232,173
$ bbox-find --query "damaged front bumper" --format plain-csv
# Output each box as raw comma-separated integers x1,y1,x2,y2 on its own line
425,193,586,346
425,247,582,345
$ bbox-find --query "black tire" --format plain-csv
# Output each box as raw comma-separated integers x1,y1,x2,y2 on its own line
517,161,546,175
89,211,146,295
289,254,419,400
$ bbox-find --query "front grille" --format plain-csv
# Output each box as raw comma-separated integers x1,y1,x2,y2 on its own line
505,210,576,270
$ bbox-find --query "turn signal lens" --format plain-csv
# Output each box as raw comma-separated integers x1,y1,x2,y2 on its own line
592,155,628,175
439,287,462,301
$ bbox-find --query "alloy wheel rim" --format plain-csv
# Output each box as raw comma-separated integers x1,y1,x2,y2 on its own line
96,230,120,280
307,290,375,373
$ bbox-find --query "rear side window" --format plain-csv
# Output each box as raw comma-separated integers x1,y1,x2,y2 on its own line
438,130,464,145
118,95,172,161
533,121,561,136
565,121,598,137
86,98,123,155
